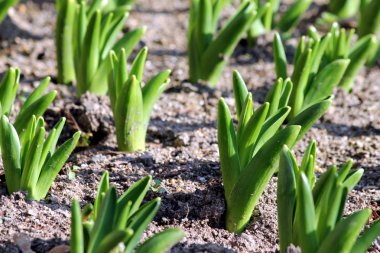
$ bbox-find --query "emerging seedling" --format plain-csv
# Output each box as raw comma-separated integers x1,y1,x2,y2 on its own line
188,0,256,86
278,140,380,253
0,0,18,22
0,67,57,136
70,171,185,253
108,47,170,152
0,115,80,200
235,71,332,142
273,24,374,116
56,0,145,95
218,72,302,233
247,0,312,44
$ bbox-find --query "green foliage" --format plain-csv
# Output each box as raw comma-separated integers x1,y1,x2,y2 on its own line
107,47,170,152
0,68,57,136
273,24,374,118
327,0,360,19
70,171,185,253
0,115,80,200
278,141,380,253
218,71,302,233
0,0,18,22
188,0,256,86
247,0,312,44
56,0,145,96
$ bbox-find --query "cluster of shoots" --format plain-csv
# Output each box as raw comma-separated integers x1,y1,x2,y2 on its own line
188,0,256,86
274,23,376,114
107,47,170,152
56,0,145,96
247,0,312,44
1,115,80,200
278,141,380,253
0,0,18,22
218,70,335,233
70,171,185,253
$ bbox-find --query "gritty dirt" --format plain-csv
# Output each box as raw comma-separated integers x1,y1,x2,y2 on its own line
0,0,379,252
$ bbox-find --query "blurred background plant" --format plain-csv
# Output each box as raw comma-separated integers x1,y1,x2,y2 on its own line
56,0,144,96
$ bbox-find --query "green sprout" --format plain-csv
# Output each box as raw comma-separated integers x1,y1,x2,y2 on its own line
0,115,80,200
188,0,256,86
0,67,57,136
56,0,145,96
358,0,380,65
273,31,344,119
322,23,378,91
235,70,332,143
218,71,303,233
278,140,380,253
107,47,170,152
70,171,185,253
0,0,18,22
273,23,376,115
246,0,312,44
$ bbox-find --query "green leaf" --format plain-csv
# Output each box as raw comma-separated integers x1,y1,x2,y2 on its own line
303,59,349,108
94,171,110,219
20,125,45,196
115,75,145,152
88,187,118,252
129,47,148,83
124,198,161,253
33,131,80,200
252,106,290,156
116,175,152,218
136,228,185,253
77,10,101,96
70,198,84,253
95,230,132,253
293,173,318,253
217,98,241,199
56,0,76,84
0,116,21,194
199,2,256,86
142,69,170,126
278,0,312,33
273,33,288,79
226,125,301,233
0,67,20,116
351,218,380,253
317,209,371,253
277,146,297,253
287,96,332,142
232,70,249,117
339,35,378,91
238,102,269,169
14,91,57,137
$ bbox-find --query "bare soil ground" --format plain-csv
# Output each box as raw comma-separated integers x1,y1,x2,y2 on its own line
0,0,379,252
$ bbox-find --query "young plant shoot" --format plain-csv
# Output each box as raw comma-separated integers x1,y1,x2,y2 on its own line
70,171,185,253
235,71,332,142
218,71,302,233
273,24,376,117
1,115,80,200
188,0,256,86
247,0,312,44
56,0,145,95
0,67,57,136
278,140,380,253
108,47,170,152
